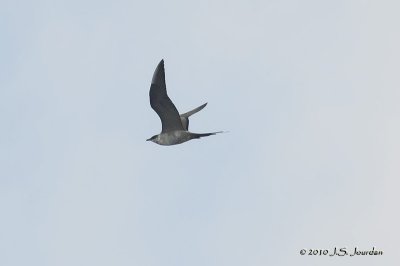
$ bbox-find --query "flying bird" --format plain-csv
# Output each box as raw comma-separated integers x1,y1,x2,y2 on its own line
147,59,223,145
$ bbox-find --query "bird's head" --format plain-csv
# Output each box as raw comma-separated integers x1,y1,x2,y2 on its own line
146,134,158,143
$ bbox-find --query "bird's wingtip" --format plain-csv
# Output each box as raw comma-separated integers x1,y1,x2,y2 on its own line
158,59,164,68
156,59,164,68
152,59,165,84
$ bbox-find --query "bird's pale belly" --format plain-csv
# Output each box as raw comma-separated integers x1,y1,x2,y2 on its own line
158,131,191,145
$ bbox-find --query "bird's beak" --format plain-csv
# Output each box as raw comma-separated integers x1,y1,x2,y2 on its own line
146,138,151,141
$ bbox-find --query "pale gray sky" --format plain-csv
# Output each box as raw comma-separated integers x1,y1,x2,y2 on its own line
1,0,399,265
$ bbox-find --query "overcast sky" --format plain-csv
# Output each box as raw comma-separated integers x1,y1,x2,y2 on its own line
1,0,399,265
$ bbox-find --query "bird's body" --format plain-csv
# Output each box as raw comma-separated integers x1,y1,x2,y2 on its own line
147,60,222,146
150,130,221,146
150,130,194,146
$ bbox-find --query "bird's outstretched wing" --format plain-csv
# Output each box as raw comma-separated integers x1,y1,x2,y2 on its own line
180,103,208,131
149,60,184,132
180,103,207,118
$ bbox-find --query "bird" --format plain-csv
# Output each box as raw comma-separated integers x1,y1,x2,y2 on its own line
147,59,223,145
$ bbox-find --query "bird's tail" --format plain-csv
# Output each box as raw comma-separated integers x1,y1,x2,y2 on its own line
190,131,225,139
180,103,207,118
